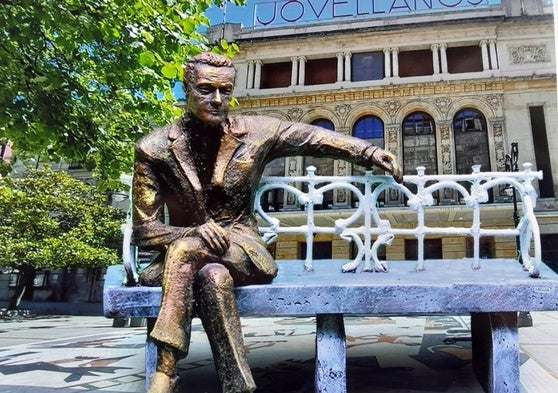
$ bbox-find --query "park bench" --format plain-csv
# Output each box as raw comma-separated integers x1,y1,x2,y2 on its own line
104,164,558,393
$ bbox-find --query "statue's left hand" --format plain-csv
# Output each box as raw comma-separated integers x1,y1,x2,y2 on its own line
371,148,403,183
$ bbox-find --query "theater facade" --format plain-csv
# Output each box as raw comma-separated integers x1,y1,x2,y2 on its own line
208,0,557,266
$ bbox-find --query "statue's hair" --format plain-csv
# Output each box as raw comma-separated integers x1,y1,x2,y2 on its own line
183,52,235,92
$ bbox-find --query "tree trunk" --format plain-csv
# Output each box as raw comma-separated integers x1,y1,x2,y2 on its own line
8,265,36,310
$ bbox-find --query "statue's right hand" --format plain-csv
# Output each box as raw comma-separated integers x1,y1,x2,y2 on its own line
196,220,230,256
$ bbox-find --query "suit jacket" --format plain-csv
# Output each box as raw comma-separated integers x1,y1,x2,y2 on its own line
132,115,379,252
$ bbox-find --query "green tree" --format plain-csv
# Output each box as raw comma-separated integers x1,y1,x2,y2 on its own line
0,167,125,309
0,0,243,189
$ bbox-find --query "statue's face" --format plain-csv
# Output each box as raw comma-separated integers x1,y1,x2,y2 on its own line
187,63,235,126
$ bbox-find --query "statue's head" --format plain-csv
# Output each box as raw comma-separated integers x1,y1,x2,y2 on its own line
183,52,236,126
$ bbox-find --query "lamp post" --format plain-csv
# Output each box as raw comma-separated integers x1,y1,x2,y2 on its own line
505,142,521,263
505,142,532,327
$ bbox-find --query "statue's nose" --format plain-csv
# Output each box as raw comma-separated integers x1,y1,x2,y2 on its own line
214,89,222,104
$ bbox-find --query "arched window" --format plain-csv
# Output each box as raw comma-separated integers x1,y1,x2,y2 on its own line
353,115,384,147
453,108,490,174
402,111,437,175
312,118,334,130
352,115,385,206
352,115,384,177
304,119,335,177
261,157,285,212
304,119,335,209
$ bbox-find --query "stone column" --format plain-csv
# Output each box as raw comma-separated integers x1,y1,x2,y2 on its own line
431,44,440,74
437,122,454,175
480,40,490,71
298,56,306,86
391,48,399,78
439,43,448,74
438,121,457,203
383,48,392,78
254,60,262,89
246,61,255,89
488,39,499,70
384,124,401,206
333,159,351,208
337,52,344,82
489,118,507,202
489,119,506,172
291,57,299,86
344,52,352,82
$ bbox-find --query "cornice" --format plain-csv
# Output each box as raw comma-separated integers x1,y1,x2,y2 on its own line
235,78,556,110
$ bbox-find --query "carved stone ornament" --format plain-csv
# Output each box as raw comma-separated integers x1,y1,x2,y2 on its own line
509,45,548,64
486,94,503,111
335,103,351,123
242,111,259,116
434,97,452,114
382,100,401,117
287,108,304,122
438,123,453,175
490,121,506,172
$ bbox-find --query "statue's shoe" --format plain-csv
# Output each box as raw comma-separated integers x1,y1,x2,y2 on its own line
148,371,179,393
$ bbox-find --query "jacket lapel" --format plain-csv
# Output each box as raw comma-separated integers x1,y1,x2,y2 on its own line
212,130,242,188
168,122,204,202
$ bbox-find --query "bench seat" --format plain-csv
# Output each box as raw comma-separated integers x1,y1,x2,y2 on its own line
103,259,558,393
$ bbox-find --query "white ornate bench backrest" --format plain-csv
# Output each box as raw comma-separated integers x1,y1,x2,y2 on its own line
254,164,543,278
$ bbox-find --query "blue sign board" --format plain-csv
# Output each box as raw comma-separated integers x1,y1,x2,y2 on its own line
251,0,502,28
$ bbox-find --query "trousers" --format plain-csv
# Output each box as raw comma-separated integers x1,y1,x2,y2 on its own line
147,224,277,392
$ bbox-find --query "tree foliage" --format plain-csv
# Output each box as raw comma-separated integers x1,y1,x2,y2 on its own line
0,167,125,270
0,0,243,189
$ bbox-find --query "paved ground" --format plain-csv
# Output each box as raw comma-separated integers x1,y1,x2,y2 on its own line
0,311,557,392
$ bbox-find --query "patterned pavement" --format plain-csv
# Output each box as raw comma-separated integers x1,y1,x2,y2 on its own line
0,312,557,392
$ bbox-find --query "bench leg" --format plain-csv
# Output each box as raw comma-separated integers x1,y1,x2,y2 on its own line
471,312,519,393
315,314,346,393
145,318,157,391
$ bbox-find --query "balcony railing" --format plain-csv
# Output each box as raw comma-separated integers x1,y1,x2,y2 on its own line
255,164,543,278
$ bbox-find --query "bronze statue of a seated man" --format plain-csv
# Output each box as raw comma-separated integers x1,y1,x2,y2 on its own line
132,52,402,393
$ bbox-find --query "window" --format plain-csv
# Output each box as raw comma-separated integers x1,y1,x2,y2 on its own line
351,240,386,261
304,119,335,178
398,49,433,77
402,112,437,175
453,109,490,174
529,106,555,198
312,119,335,130
300,241,332,260
352,115,385,174
8,272,19,287
260,61,291,89
262,158,286,212
353,116,384,145
466,237,494,259
33,271,48,288
405,238,443,260
446,45,483,74
304,119,335,208
352,52,384,81
541,234,558,274
352,116,385,205
305,58,337,85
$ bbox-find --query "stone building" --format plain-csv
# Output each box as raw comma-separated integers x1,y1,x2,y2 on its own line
208,0,558,266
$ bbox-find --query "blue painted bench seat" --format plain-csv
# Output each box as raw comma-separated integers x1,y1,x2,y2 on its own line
103,258,558,393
